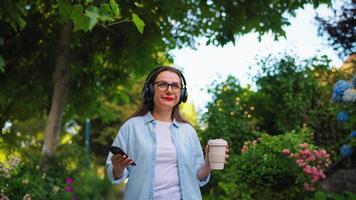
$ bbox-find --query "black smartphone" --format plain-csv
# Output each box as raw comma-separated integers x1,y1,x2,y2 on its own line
108,146,136,166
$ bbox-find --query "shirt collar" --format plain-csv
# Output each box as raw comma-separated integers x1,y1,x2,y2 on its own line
144,112,180,128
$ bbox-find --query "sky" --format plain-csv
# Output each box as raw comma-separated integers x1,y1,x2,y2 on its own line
170,3,344,112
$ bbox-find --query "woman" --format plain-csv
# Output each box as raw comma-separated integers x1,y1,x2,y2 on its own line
105,66,229,200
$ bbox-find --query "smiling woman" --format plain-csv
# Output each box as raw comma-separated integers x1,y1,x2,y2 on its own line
105,66,229,200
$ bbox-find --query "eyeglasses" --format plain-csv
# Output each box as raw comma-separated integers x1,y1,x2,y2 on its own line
153,81,182,92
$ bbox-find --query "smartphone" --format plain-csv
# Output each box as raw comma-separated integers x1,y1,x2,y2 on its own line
108,146,136,166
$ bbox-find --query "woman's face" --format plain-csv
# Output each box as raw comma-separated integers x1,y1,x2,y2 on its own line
152,71,182,111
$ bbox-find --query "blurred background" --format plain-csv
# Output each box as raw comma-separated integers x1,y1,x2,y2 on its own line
0,0,355,199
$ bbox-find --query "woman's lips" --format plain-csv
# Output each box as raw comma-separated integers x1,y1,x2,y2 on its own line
163,97,174,101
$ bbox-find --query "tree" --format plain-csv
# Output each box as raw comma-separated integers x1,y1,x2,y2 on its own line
0,0,332,159
0,0,28,72
316,0,356,59
0,0,148,159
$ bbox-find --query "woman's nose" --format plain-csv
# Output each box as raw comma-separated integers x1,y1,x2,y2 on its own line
165,85,174,92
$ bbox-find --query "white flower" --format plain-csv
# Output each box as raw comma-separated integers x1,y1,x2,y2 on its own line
22,178,29,185
8,156,21,167
23,194,32,200
52,185,60,193
342,89,356,103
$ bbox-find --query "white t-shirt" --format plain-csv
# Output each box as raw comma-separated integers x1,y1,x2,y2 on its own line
154,121,181,200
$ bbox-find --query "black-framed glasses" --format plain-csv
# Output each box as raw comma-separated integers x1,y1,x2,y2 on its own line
153,81,182,92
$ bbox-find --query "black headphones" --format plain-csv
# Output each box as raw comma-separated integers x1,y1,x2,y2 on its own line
142,66,188,104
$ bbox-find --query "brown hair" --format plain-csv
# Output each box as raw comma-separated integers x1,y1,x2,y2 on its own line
128,66,189,123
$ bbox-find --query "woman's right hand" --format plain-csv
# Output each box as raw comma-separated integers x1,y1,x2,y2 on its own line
111,154,133,179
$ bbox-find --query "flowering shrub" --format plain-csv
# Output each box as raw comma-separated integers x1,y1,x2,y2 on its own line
0,144,113,199
340,144,354,157
240,139,259,153
342,89,356,102
0,155,69,199
332,80,353,102
231,129,328,199
200,56,354,199
282,143,331,191
336,111,349,122
332,75,356,159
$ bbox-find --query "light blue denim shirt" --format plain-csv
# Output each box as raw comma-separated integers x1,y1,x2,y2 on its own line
105,112,210,200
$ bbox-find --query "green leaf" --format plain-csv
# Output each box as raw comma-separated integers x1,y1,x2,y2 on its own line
85,6,100,31
0,55,5,73
70,4,91,32
109,0,120,19
98,3,115,22
314,191,327,200
132,13,145,34
16,17,26,30
58,0,72,20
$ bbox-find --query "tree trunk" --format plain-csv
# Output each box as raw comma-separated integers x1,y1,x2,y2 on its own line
42,22,72,158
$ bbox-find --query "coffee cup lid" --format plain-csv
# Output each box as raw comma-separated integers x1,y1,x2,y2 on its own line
208,138,227,146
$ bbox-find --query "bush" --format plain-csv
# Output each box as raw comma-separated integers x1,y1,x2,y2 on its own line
0,144,113,200
202,128,332,200
0,155,69,199
234,129,319,199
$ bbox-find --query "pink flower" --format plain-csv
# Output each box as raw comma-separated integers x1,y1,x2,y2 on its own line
65,186,73,193
299,143,308,149
303,165,312,175
288,146,332,192
320,149,327,156
66,178,73,185
320,172,326,179
296,159,303,165
313,150,321,158
282,149,291,156
308,156,315,161
301,149,311,157
312,175,320,183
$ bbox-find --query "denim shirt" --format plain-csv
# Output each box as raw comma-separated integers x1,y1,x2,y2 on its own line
105,112,210,200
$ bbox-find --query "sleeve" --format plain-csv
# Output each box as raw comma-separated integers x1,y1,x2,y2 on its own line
105,122,130,184
191,126,210,187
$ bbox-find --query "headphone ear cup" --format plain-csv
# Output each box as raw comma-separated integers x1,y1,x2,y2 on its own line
142,83,148,100
148,83,154,100
142,83,152,101
180,88,188,103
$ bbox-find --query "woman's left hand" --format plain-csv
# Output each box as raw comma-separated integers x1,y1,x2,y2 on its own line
225,145,230,164
198,144,230,179
204,144,230,165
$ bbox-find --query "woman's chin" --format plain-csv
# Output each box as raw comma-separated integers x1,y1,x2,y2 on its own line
157,101,177,109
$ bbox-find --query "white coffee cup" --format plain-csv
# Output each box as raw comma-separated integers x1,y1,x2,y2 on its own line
208,139,228,170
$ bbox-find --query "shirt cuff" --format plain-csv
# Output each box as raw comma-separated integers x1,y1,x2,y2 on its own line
197,171,210,187
196,171,210,187
106,164,128,184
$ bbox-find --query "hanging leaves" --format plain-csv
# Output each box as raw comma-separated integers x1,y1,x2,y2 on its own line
70,4,91,32
132,13,145,34
85,6,100,31
109,0,120,19
97,3,115,22
58,0,144,33
58,0,72,21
